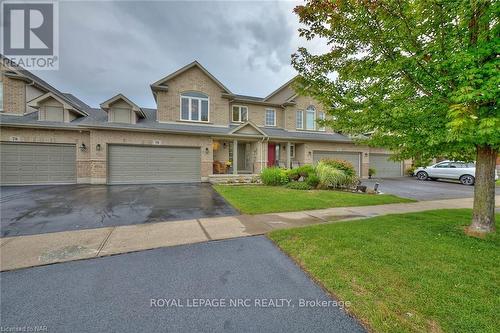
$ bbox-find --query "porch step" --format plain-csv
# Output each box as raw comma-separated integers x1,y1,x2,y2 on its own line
208,174,260,184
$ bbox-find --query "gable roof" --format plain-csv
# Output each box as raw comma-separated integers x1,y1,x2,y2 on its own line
263,76,298,102
229,121,268,137
27,92,88,116
1,54,89,115
100,93,146,118
150,61,232,94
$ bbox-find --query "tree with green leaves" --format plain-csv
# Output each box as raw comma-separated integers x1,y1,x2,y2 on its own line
292,0,499,233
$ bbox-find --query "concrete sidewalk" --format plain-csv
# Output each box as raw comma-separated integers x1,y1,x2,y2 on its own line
1,196,498,271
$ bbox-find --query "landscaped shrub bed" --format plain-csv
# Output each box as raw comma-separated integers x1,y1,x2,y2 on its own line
260,167,289,186
260,159,361,192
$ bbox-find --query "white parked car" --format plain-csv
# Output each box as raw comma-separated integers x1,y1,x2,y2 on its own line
415,160,498,185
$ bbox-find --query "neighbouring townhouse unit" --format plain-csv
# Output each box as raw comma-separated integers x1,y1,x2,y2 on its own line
0,57,409,185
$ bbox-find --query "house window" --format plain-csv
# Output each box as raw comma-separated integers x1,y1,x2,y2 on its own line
0,83,3,111
180,92,209,122
306,106,315,130
296,110,303,129
265,109,276,126
290,144,295,158
232,106,248,122
45,106,64,122
318,111,325,131
112,107,131,123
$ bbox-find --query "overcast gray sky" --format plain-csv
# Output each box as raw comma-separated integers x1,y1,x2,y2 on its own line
34,0,327,108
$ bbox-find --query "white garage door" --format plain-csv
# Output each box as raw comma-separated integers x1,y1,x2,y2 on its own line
370,154,402,177
313,151,361,176
0,142,76,185
108,145,201,184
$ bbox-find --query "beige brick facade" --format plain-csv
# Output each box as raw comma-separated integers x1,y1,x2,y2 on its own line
1,127,213,184
229,102,285,128
1,61,409,184
283,95,333,133
2,76,26,115
156,66,229,124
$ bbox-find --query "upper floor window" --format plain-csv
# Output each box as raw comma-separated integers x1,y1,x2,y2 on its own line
318,111,325,131
265,108,276,126
45,106,64,122
232,105,248,122
306,106,316,130
181,92,209,122
296,110,303,129
112,107,132,123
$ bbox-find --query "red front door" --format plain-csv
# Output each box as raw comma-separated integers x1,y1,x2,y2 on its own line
267,143,276,167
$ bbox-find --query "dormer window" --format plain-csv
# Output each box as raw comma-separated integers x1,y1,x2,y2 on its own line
27,92,86,122
180,92,209,122
111,107,133,123
100,94,145,124
45,106,64,121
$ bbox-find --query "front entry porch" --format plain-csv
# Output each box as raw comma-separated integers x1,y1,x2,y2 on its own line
212,138,304,177
212,139,263,175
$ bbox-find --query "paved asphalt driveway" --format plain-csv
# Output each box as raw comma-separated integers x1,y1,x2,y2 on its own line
362,177,500,201
0,236,364,333
0,183,237,237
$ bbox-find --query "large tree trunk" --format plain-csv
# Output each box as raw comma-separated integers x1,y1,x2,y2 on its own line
469,145,497,233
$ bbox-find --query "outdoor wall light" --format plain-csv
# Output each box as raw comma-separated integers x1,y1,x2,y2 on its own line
223,142,227,149
364,152,368,157
308,151,312,156
79,143,87,152
96,144,102,151
205,147,210,154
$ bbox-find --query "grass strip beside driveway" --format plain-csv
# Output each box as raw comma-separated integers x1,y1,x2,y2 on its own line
214,185,414,214
269,209,499,333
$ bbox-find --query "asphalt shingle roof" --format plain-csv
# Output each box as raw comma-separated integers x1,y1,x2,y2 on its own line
1,108,352,142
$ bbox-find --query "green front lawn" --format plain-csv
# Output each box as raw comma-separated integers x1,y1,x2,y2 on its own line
214,185,414,214
269,209,499,333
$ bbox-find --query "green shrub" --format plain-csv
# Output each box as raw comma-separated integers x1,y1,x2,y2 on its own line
306,174,320,188
406,166,416,176
368,168,376,177
319,159,356,178
286,164,315,181
286,168,301,181
316,161,357,189
285,181,312,190
261,167,289,186
296,165,315,178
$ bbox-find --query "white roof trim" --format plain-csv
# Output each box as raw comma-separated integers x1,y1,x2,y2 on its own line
263,76,298,102
229,121,268,136
100,94,146,118
151,61,231,94
27,92,88,116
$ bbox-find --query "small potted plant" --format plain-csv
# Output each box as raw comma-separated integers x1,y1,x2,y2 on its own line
226,161,232,174
368,168,376,179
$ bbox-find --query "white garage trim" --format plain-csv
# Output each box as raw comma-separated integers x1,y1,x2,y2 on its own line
107,144,201,184
312,151,362,177
0,142,77,185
